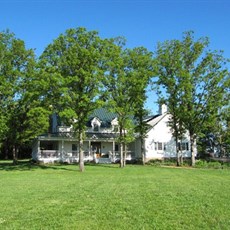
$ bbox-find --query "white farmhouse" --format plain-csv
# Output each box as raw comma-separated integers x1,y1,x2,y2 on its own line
32,104,192,163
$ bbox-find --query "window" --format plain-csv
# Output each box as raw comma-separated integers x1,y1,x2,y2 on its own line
166,121,171,127
178,142,189,151
111,117,118,132
93,124,99,132
158,142,163,150
155,142,164,151
113,125,119,132
91,117,101,132
72,144,78,151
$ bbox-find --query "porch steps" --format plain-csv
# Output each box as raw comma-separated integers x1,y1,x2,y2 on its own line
96,158,112,164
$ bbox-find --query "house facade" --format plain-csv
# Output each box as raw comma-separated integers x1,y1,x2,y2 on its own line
32,105,192,163
142,104,191,161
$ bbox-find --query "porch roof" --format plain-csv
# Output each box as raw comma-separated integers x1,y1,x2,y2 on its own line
86,132,118,139
37,131,119,141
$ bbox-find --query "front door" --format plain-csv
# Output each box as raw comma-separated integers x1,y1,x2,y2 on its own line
91,142,101,157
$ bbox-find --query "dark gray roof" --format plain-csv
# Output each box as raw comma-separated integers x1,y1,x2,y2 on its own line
87,108,118,128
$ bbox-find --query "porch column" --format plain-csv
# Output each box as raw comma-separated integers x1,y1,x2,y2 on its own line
112,141,115,161
61,140,64,160
37,140,41,159
88,140,92,159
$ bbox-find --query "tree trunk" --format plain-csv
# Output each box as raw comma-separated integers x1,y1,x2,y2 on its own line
175,137,180,166
13,144,18,165
141,138,145,165
3,139,9,160
190,134,196,167
180,153,183,165
123,144,127,167
119,126,124,168
79,132,84,172
120,142,124,168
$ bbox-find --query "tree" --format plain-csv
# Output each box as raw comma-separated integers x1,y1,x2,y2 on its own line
126,47,155,165
104,39,154,167
156,39,189,166
156,31,229,166
0,30,36,162
103,40,135,167
39,27,110,172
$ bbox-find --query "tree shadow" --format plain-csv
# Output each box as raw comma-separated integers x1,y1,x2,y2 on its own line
0,160,129,172
0,160,77,172
85,162,120,169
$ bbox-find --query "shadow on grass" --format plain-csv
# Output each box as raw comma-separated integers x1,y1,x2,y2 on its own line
0,160,123,172
0,160,78,172
85,162,120,169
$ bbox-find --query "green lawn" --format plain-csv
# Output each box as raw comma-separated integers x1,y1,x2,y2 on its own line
0,161,230,229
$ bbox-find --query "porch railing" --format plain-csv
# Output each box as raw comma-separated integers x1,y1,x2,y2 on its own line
40,150,59,158
39,150,135,163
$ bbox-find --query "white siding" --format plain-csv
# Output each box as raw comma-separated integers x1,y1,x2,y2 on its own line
144,114,191,160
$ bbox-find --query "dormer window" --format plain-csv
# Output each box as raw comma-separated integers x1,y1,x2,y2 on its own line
91,117,101,132
93,124,99,132
111,117,119,132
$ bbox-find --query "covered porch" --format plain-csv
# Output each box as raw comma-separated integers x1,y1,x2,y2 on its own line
32,133,136,163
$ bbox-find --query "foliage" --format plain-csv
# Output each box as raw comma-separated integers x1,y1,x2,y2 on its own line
104,42,154,167
39,27,114,171
0,30,38,162
146,158,192,167
156,31,230,166
0,27,229,170
195,159,223,169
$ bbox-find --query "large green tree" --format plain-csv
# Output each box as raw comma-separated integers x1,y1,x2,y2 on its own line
156,31,229,166
126,47,154,165
0,30,37,162
39,27,110,172
103,39,135,168
104,39,154,167
156,39,190,166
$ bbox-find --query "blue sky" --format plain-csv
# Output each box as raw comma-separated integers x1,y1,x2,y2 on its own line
1,0,230,113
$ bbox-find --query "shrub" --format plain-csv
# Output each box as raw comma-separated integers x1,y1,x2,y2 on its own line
195,160,224,169
207,161,222,169
222,162,230,169
195,160,208,168
146,159,163,167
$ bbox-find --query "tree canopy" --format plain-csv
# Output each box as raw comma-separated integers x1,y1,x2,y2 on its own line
0,28,229,169
156,31,230,165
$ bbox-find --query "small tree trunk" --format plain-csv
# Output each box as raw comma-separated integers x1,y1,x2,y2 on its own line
141,138,145,165
4,147,9,160
179,138,184,166
79,132,84,172
119,126,124,168
180,154,183,165
123,144,127,167
13,145,18,165
120,142,124,168
175,137,180,166
4,139,9,160
190,134,196,167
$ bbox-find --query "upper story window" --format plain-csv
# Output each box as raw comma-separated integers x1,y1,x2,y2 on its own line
91,117,101,132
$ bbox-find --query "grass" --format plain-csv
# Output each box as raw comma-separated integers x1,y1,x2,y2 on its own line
0,161,230,229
